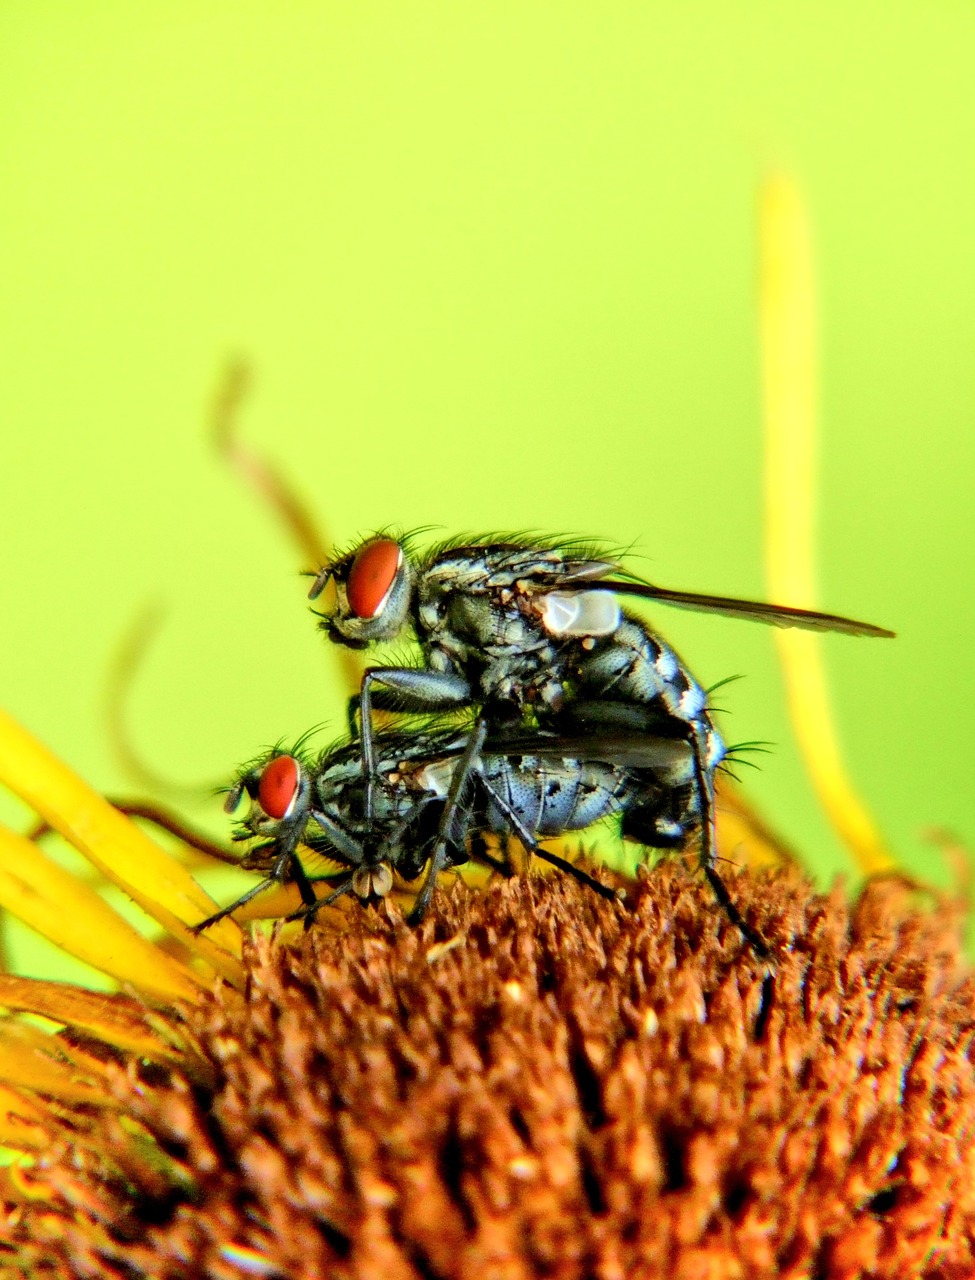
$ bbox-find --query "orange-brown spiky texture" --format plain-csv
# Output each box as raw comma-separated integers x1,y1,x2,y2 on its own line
4,865,974,1280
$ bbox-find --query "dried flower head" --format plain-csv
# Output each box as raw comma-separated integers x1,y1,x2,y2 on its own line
2,852,974,1279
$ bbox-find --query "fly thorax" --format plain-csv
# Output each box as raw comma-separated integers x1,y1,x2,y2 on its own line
418,594,491,676
426,645,464,679
442,590,542,655
478,662,566,711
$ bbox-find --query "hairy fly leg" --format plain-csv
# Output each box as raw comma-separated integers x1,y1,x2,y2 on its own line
611,720,769,956
190,844,318,934
355,665,472,826
685,722,770,958
517,702,769,955
406,716,488,924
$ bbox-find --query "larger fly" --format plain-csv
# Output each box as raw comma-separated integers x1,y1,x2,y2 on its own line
308,532,893,924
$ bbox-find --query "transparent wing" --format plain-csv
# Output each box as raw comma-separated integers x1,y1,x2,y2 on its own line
590,577,894,638
484,708,693,771
430,542,894,638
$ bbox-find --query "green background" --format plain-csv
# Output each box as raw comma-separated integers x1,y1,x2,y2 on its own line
2,3,973,976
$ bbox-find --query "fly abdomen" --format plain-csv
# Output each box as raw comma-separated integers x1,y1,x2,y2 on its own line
563,762,631,830
482,755,594,835
577,617,713,725
481,755,628,838
532,758,583,832
481,755,545,832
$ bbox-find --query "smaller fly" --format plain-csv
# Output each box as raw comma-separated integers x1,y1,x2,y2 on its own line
190,726,626,934
191,716,767,951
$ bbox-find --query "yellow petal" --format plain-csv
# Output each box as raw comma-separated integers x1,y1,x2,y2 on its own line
0,974,191,1065
0,708,244,983
0,824,199,1003
0,1083,49,1151
0,1025,114,1106
759,174,896,877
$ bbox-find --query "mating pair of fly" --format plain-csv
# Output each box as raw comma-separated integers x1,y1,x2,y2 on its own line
193,533,893,954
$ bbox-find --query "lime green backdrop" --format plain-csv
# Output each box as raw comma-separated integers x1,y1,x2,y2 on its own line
1,4,973,976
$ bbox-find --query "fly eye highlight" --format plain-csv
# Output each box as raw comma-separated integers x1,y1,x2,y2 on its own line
258,755,301,820
346,540,403,619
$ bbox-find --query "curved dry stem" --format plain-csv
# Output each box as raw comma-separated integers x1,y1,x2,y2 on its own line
209,356,364,698
104,602,226,798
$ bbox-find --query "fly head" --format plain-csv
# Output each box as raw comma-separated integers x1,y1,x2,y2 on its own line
225,751,313,849
310,537,415,646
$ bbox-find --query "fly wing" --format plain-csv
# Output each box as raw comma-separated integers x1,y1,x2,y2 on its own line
589,578,895,638
485,710,693,771
513,732,692,771
425,540,893,637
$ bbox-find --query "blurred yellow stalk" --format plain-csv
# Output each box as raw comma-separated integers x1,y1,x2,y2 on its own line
760,174,895,876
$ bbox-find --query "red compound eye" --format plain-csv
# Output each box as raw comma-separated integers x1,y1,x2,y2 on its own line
347,540,403,618
258,756,300,819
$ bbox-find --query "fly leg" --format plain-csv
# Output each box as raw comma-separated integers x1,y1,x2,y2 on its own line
287,872,358,929
407,715,487,924
475,777,623,905
357,667,472,827
293,801,421,929
686,724,770,959
191,842,317,933
563,699,770,955
191,874,281,933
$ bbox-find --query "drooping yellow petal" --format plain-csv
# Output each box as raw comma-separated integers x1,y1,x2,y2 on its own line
0,1084,49,1151
0,974,191,1065
210,357,365,699
0,708,244,983
0,824,199,1003
759,174,896,876
0,1023,115,1107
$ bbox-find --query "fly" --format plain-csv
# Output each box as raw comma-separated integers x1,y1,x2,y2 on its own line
191,715,768,951
307,532,893,926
